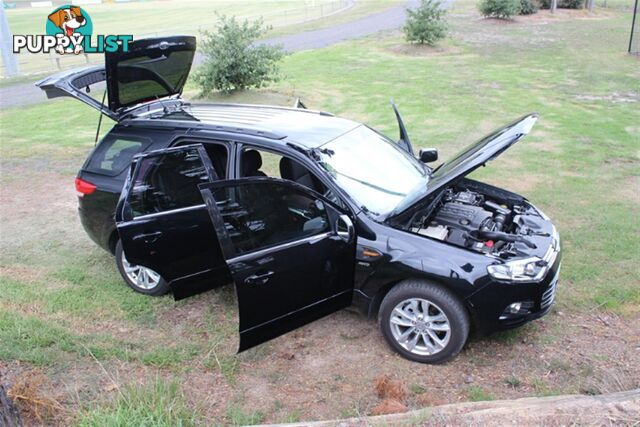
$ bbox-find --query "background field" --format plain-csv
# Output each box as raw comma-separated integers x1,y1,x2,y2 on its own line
0,0,639,425
1,0,398,75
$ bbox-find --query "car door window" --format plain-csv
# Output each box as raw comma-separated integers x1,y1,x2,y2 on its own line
237,147,348,208
210,180,331,256
175,141,229,179
128,147,213,217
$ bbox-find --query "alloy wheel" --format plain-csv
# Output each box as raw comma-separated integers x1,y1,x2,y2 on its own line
121,253,162,290
389,298,451,356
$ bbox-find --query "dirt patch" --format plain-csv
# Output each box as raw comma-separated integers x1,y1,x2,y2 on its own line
610,175,640,205
0,265,48,285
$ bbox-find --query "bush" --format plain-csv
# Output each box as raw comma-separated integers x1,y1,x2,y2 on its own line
194,14,284,94
519,0,539,14
478,0,521,18
539,0,584,8
404,0,448,46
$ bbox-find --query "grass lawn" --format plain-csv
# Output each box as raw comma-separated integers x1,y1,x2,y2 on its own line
0,0,638,424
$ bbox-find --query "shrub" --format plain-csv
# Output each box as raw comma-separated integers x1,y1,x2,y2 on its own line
539,0,584,8
404,0,448,46
194,14,284,94
478,0,521,19
519,0,539,14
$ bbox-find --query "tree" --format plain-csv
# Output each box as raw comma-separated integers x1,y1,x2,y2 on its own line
404,0,448,46
194,14,284,94
585,0,595,11
550,0,558,12
479,0,521,19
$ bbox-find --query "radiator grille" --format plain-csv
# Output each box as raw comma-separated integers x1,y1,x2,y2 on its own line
541,265,561,309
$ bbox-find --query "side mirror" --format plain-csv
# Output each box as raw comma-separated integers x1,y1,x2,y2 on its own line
418,148,438,163
336,215,355,243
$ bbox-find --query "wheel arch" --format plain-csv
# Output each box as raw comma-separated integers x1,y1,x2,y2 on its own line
368,276,478,332
108,230,119,255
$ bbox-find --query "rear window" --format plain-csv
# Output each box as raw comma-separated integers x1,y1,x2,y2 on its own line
86,136,150,176
116,50,194,107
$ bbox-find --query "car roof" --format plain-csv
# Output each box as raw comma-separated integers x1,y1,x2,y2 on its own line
126,102,362,148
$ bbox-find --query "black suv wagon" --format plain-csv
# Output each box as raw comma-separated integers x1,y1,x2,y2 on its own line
38,36,561,363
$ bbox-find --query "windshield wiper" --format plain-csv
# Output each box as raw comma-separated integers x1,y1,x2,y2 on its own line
334,170,406,197
431,162,445,174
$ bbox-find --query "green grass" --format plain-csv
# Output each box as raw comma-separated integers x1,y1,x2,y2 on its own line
467,386,495,401
504,375,521,388
77,379,201,427
409,383,427,394
226,404,266,426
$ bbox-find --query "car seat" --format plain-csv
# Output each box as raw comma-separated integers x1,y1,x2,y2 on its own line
279,157,324,193
242,150,267,177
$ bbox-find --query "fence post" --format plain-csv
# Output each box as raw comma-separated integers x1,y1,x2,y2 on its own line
0,4,20,76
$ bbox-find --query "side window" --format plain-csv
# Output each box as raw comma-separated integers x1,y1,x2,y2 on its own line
128,148,210,217
176,140,229,179
239,147,327,196
212,181,331,256
86,136,150,176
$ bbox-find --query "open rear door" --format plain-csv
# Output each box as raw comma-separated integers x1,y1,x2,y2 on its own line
116,144,231,300
199,179,357,352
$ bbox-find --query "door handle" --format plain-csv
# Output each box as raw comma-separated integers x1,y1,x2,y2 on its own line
133,231,163,244
244,271,274,285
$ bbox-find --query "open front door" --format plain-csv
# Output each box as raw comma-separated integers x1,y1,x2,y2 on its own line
199,179,356,352
115,144,230,300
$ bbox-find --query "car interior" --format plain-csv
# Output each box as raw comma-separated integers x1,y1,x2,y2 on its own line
240,148,326,193
130,148,210,216
214,182,330,256
175,141,229,179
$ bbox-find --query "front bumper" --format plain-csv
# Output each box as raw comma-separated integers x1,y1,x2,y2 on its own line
467,235,562,334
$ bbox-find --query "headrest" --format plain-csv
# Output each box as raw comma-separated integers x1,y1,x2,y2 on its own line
279,157,307,180
243,149,263,171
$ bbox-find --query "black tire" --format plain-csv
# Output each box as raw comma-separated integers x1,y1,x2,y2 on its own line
379,279,469,363
115,240,169,296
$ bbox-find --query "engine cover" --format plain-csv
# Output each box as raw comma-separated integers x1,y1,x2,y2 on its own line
433,203,493,233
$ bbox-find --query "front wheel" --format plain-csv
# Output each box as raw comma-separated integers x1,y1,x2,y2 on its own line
115,240,169,296
379,280,469,363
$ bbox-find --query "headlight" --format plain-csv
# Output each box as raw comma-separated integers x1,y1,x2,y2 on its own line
487,257,549,282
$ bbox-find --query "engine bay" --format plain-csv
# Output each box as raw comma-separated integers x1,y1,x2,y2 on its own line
410,185,550,258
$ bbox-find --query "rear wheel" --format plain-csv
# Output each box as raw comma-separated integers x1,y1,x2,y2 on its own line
379,280,469,363
115,240,169,296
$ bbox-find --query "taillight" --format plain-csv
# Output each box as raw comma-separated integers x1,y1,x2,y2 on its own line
75,177,96,196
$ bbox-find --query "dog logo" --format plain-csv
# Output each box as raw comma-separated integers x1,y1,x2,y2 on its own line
45,5,92,55
13,6,132,55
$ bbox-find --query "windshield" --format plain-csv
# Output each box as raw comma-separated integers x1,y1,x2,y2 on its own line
315,125,428,217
